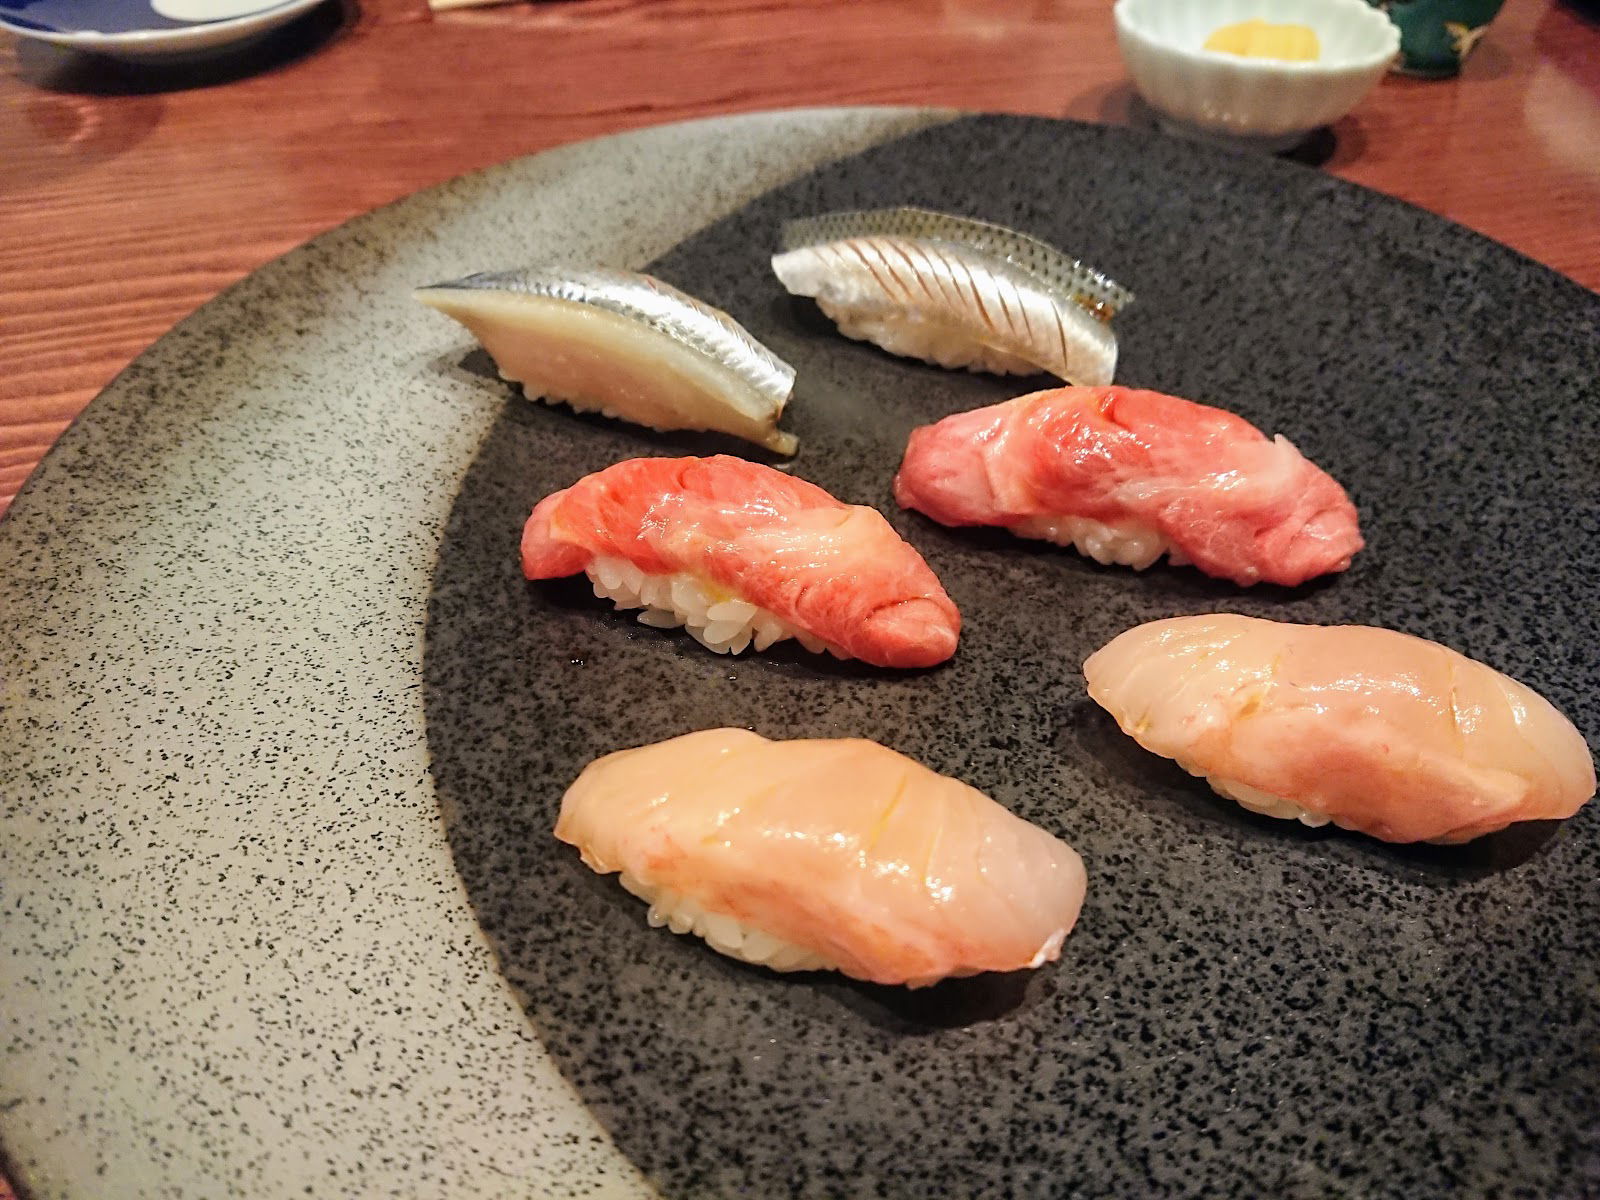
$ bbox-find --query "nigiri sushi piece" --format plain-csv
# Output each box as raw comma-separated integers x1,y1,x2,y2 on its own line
771,207,1131,386
522,455,961,668
557,729,1088,987
1084,615,1596,844
894,386,1363,588
416,266,798,454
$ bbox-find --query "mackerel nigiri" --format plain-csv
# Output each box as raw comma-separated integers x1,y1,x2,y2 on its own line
895,386,1363,588
1084,615,1596,844
417,266,798,454
523,455,961,668
772,207,1131,386
557,729,1088,987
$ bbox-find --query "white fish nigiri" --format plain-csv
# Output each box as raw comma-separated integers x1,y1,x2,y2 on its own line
416,266,798,454
557,729,1087,988
771,207,1131,385
1084,615,1596,844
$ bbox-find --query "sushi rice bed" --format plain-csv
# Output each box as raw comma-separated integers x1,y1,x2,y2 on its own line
586,554,838,657
1194,768,1332,829
1009,513,1186,571
616,871,835,975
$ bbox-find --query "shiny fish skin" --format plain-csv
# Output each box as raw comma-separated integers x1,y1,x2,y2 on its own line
556,729,1088,987
1084,615,1597,844
521,455,961,668
772,207,1131,385
779,209,1133,316
416,266,798,453
894,386,1364,587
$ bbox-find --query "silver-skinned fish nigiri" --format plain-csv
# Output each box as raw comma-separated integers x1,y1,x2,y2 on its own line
771,207,1132,386
416,266,798,454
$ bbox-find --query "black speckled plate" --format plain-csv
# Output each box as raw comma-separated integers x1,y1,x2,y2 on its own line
3,110,1597,1200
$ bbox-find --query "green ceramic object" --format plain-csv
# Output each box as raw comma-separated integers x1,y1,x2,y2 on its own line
1372,0,1507,76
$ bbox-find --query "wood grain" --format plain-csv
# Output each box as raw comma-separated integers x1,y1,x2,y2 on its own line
2,0,1598,514
0,1,1597,1190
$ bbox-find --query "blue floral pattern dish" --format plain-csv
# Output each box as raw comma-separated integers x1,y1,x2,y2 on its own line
0,0,326,59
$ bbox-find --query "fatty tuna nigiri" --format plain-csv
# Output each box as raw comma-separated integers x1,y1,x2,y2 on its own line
523,455,961,668
894,386,1363,588
1084,615,1596,844
557,729,1088,987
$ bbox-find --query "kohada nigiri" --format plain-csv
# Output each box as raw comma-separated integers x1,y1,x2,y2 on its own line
522,455,961,668
772,207,1131,386
416,266,798,453
1084,615,1596,844
557,729,1088,987
894,386,1363,587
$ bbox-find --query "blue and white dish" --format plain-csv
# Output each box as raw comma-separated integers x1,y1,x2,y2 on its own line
0,0,327,60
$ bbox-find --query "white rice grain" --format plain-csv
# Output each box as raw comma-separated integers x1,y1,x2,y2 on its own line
1010,514,1176,571
621,869,836,974
585,554,836,658
1174,756,1333,829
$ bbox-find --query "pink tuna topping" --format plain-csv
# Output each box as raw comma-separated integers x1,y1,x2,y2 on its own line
893,386,1363,587
523,455,961,668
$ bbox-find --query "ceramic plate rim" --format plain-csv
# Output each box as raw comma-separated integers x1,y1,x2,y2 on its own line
3,104,1596,1200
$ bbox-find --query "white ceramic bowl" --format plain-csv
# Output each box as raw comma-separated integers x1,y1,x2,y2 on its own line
1114,0,1400,150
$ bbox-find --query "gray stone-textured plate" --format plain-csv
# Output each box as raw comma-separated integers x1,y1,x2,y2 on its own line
3,110,1597,1200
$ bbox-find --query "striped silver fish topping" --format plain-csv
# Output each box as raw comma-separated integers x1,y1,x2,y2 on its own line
772,207,1132,386
416,266,798,454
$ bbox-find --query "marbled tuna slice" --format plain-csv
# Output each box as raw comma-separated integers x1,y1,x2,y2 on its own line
523,455,960,668
894,385,1363,587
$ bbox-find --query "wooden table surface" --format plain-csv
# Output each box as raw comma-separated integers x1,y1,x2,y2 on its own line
2,0,1599,518
0,0,1596,1187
